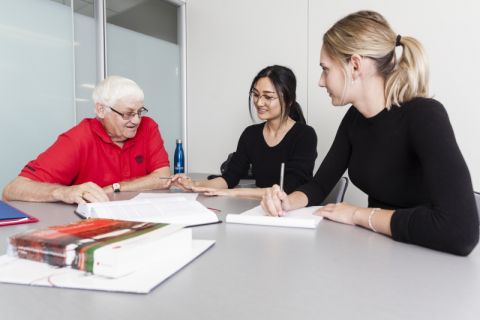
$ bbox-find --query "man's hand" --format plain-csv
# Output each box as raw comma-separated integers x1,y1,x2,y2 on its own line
52,182,109,204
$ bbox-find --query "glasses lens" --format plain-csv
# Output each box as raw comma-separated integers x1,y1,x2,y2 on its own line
121,107,148,120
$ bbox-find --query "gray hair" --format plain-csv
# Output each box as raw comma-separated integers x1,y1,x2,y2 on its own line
92,75,144,107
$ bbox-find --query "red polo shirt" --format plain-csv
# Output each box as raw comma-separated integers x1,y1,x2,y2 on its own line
19,117,170,187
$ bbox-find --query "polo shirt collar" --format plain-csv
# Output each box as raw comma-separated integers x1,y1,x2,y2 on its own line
91,118,137,149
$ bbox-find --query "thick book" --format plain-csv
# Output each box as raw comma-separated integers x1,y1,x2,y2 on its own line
0,239,215,294
226,205,323,229
75,197,219,227
7,218,187,278
0,200,38,227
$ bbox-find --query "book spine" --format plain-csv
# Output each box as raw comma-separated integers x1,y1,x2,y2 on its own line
8,238,68,267
8,219,176,274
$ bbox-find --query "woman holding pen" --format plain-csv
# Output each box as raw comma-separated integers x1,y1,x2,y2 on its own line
172,65,318,199
261,11,478,255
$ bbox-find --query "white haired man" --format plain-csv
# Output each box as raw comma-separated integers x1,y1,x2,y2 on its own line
3,76,171,204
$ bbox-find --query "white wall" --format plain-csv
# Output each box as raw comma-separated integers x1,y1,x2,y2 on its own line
186,0,480,206
307,0,480,205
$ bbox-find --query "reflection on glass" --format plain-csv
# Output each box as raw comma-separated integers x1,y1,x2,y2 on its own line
0,0,75,189
73,0,97,120
106,0,177,44
106,0,182,167
51,0,95,17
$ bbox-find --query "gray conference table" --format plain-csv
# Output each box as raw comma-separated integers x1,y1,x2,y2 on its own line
1,192,479,320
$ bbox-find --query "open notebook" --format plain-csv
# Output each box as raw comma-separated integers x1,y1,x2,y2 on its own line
76,197,219,227
226,205,323,229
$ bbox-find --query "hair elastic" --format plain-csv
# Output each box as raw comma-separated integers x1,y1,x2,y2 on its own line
395,34,402,47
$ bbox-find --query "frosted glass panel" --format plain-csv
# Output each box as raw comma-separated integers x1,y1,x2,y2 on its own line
107,25,181,169
73,4,182,168
0,0,75,190
74,12,97,120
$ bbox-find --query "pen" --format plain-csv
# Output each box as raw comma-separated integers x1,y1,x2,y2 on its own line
207,207,222,213
280,162,285,191
158,177,172,179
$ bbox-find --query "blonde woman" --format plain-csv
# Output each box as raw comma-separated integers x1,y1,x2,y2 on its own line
261,11,478,255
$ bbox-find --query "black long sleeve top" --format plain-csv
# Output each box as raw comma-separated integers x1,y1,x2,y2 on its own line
222,122,317,194
297,98,479,255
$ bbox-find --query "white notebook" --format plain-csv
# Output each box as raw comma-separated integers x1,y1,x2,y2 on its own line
226,205,323,229
76,197,219,227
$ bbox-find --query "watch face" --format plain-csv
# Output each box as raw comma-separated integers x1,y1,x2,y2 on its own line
113,183,120,193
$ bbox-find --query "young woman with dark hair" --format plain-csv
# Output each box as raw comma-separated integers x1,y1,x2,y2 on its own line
172,65,318,199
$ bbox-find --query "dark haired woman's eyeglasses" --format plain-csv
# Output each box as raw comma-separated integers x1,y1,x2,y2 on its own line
250,92,279,105
108,106,148,120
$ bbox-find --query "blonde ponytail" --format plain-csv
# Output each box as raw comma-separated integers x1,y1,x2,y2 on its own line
323,11,430,109
385,36,429,107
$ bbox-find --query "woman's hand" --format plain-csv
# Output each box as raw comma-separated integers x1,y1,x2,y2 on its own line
314,202,358,225
260,185,292,217
170,174,195,192
191,186,235,197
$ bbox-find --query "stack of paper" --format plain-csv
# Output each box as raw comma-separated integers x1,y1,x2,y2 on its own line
226,205,323,229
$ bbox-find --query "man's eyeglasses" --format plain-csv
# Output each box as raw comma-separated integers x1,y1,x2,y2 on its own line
250,92,279,105
108,106,148,120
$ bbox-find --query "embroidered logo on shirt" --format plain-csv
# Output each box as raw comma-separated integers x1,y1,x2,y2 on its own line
135,155,144,164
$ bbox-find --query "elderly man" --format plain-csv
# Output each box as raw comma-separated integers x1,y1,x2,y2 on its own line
2,76,171,204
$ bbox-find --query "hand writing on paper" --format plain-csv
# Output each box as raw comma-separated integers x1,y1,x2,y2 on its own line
260,184,291,217
53,182,109,205
314,202,357,225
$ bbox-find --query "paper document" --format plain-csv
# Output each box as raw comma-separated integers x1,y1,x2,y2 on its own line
226,205,323,229
76,197,218,227
133,192,199,201
0,240,214,294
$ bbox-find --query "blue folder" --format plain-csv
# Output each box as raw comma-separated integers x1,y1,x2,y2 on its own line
0,200,38,226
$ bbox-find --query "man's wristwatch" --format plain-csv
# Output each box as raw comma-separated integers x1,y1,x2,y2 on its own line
112,182,121,193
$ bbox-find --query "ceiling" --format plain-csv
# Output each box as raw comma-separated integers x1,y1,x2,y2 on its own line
51,0,178,44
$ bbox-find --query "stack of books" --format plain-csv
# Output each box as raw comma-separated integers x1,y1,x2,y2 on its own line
7,218,190,278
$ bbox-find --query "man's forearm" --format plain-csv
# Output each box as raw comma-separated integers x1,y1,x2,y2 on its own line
2,176,63,202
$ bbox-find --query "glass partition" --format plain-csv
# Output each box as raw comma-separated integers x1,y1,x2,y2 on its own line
106,0,182,168
0,0,184,190
0,0,75,190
